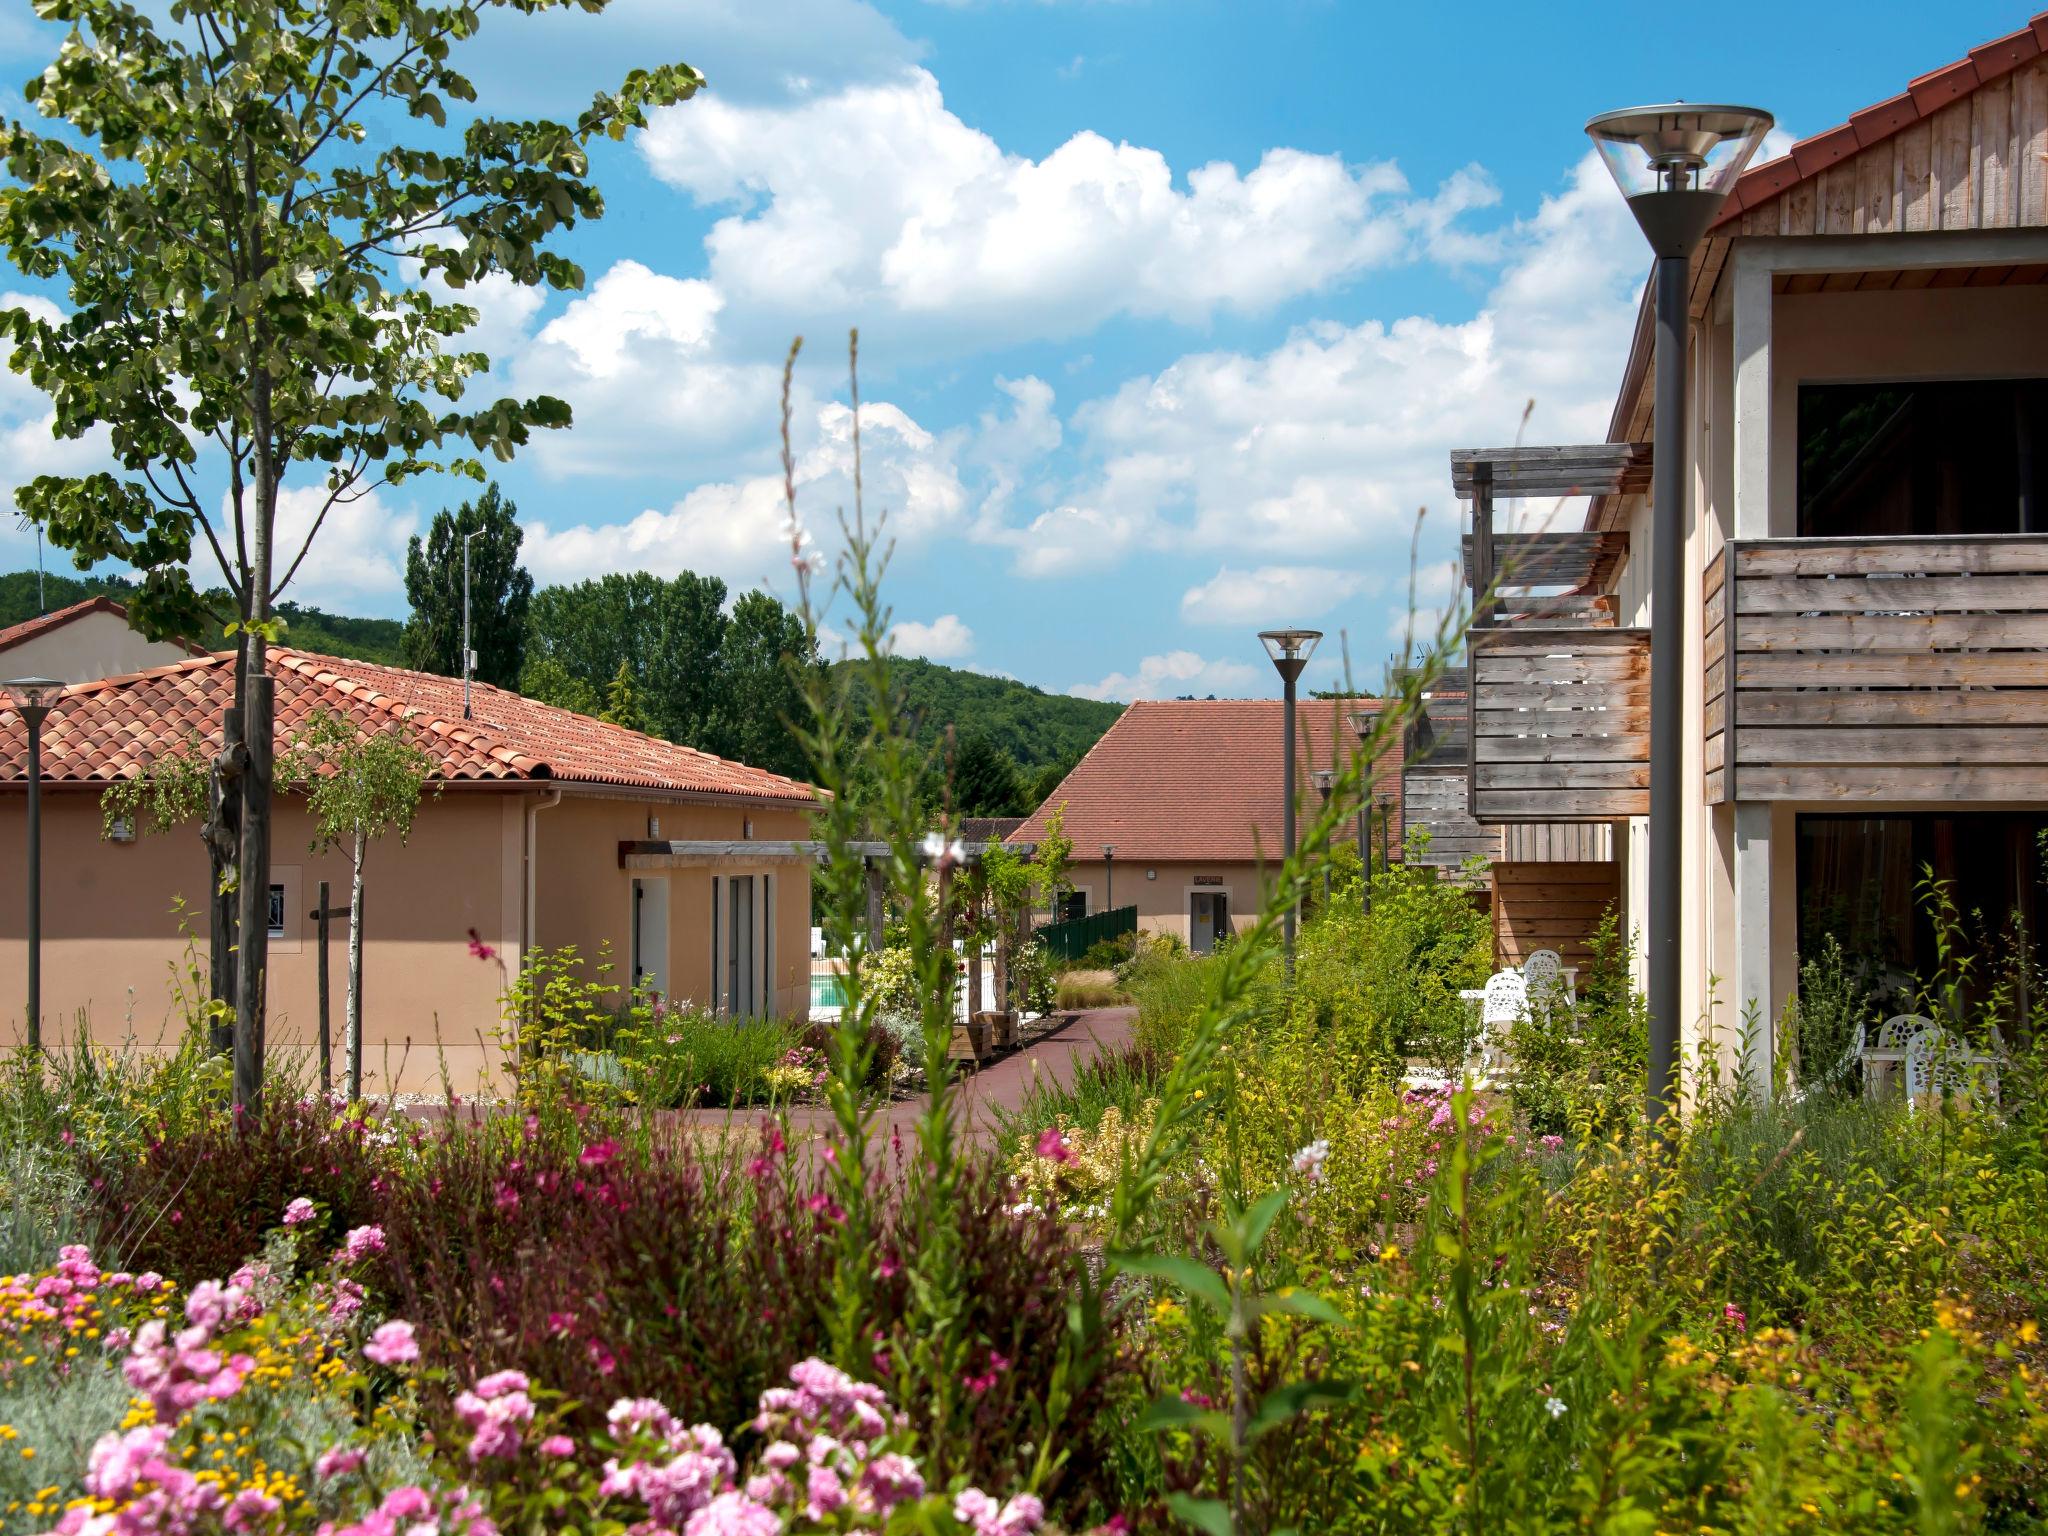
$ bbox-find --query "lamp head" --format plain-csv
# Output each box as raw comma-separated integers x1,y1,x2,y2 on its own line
1258,628,1322,684
2,677,64,721
1102,843,1116,859
1586,103,1773,257
1308,767,1337,803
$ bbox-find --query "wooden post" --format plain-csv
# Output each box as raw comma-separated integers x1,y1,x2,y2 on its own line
865,859,884,954
314,880,331,1096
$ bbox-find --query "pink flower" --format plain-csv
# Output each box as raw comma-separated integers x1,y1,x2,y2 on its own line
1724,1302,1748,1333
467,928,498,961
1539,1134,1566,1152
340,1225,386,1264
806,1464,848,1520
539,1435,575,1459
859,1452,926,1513
364,1320,419,1367
682,1490,781,1536
1035,1127,1074,1164
579,1138,620,1170
282,1197,317,1227
224,1486,280,1529
955,1488,1046,1536
474,1369,531,1399
315,1445,367,1481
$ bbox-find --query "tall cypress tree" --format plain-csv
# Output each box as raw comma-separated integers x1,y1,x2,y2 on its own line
401,484,533,690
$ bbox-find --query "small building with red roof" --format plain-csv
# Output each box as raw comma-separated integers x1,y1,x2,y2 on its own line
0,644,817,1093
0,595,207,683
1007,695,1481,953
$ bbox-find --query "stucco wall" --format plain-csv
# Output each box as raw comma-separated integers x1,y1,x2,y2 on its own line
0,786,816,1097
0,611,194,684
1062,857,1271,947
532,794,814,1021
0,786,521,1095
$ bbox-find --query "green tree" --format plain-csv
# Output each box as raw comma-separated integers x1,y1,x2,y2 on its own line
519,653,601,718
952,732,1026,817
0,0,699,1106
707,589,817,781
1028,752,1079,809
524,571,728,741
600,657,648,733
400,482,532,688
281,711,435,1099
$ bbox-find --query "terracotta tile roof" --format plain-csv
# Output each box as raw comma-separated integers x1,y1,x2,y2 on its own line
0,595,208,659
1006,698,1403,864
1715,13,2048,224
0,649,815,803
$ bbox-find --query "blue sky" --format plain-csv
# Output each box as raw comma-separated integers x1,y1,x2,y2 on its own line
0,0,2035,700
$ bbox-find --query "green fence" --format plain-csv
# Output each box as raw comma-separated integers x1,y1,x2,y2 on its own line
1036,905,1138,964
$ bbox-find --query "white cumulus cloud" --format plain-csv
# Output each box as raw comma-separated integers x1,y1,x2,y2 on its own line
520,398,965,593
891,613,974,659
637,68,1495,348
1180,565,1368,627
998,152,1645,580
1071,649,1262,703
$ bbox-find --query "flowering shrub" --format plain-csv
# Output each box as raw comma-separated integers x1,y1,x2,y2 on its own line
1004,1103,1155,1220
81,1099,389,1286
1,1233,1050,1536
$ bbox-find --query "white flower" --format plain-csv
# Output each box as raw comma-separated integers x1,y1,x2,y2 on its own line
1544,1395,1566,1419
919,832,967,873
1291,1138,1330,1186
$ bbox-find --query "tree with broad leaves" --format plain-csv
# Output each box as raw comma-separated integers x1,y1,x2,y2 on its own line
0,0,701,1108
400,480,532,689
280,709,434,1101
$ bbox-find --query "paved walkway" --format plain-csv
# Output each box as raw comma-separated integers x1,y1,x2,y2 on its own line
678,1005,1136,1146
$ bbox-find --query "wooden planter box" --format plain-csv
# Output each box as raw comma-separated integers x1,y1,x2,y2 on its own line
948,1017,988,1065
977,1010,1015,1051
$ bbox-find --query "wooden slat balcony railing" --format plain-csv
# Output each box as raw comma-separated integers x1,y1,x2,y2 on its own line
1707,534,2048,804
1467,627,1650,822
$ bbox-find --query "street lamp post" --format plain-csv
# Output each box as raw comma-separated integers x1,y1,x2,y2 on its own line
1103,844,1115,914
1309,768,1336,906
1587,103,1772,1127
4,677,64,1053
1257,629,1321,977
1346,709,1375,915
461,527,482,721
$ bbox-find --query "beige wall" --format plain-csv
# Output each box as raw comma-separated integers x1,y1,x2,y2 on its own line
1063,857,1270,947
534,794,814,1022
0,786,815,1097
1,610,194,684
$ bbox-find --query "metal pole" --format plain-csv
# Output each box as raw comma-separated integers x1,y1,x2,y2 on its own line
1282,669,1298,977
24,709,43,1052
1646,251,1688,1129
315,880,331,1097
462,530,474,721
1358,797,1371,915
1105,853,1113,912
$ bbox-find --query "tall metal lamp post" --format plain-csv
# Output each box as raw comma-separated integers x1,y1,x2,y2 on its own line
1587,103,1772,1126
1308,768,1336,906
4,677,64,1053
1346,709,1375,915
461,527,482,721
1257,629,1321,975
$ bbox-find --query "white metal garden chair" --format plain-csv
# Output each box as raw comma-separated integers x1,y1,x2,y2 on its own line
1473,969,1529,1080
1903,1023,2002,1111
1863,1013,1933,1099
